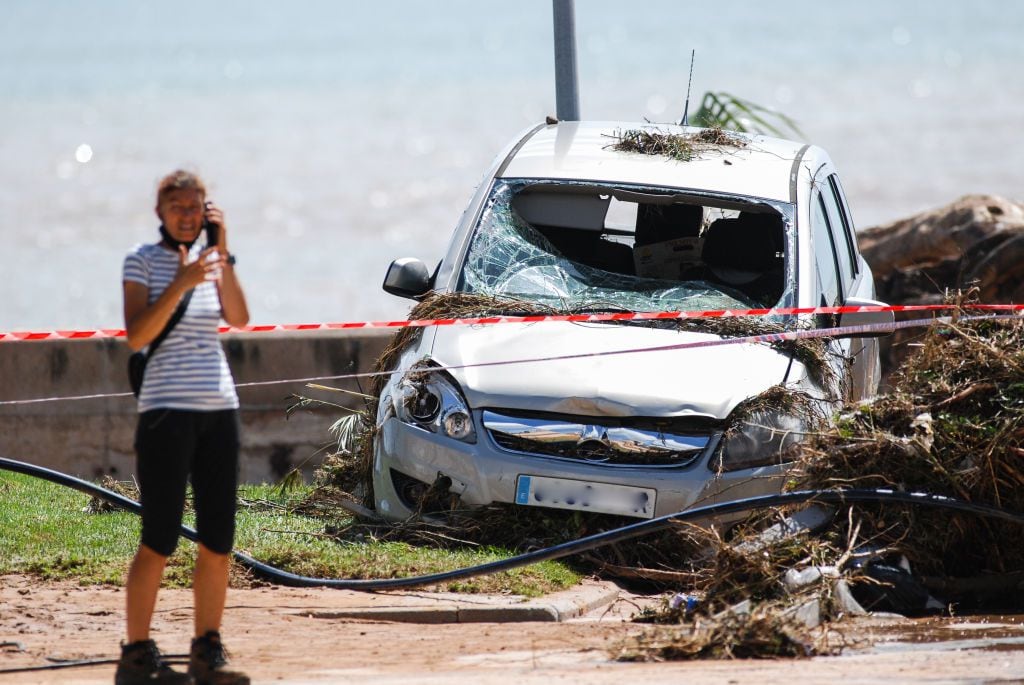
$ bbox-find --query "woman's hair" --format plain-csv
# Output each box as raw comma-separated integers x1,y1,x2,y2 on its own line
156,169,207,205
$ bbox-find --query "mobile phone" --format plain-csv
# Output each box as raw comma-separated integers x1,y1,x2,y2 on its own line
203,220,219,246
203,203,220,246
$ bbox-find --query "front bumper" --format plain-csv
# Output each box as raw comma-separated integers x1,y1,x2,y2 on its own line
372,412,788,521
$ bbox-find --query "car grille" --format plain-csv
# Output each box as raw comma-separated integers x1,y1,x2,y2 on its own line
482,410,712,468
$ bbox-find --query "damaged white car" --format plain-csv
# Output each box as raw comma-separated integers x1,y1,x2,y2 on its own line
372,121,890,522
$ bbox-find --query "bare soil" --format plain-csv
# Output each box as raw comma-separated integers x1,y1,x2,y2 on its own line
2,575,1024,684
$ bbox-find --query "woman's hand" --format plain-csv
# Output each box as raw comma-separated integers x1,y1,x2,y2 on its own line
125,245,220,350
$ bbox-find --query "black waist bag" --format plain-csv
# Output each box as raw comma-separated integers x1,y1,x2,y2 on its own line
128,290,193,398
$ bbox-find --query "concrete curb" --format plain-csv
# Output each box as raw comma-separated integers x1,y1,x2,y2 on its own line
292,580,622,624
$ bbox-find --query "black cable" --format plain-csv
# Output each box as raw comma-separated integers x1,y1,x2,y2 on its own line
0,656,188,675
0,658,119,675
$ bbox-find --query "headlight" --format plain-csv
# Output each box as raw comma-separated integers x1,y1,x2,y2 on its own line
712,411,805,472
392,367,477,443
442,408,473,440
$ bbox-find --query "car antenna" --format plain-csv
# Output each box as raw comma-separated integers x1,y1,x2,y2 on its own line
679,49,696,126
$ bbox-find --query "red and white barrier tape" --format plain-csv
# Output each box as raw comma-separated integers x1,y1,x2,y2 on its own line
2,303,1022,342
1,312,1020,407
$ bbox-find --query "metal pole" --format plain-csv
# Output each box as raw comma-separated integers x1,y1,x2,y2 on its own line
552,0,580,121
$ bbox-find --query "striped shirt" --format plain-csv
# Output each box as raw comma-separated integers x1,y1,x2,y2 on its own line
123,242,239,413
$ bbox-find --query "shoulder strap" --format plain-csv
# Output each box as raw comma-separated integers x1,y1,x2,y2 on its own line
145,289,194,360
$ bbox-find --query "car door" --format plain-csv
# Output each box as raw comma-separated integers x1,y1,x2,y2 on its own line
825,173,883,397
810,176,851,398
811,167,879,399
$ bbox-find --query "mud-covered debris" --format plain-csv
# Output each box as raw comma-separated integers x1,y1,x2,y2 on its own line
85,476,139,514
614,605,839,660
795,317,1024,590
608,126,747,162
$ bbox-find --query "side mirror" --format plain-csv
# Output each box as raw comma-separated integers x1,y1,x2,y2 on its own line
382,257,432,299
837,296,894,338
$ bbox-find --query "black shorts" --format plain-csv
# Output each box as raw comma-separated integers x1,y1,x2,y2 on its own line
134,408,241,556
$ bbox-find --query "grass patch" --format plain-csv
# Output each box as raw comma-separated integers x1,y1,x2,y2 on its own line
0,474,579,596
0,472,139,584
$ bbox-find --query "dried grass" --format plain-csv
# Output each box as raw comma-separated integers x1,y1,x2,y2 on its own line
795,317,1024,579
608,315,1024,659
86,476,139,513
615,606,840,660
608,126,747,162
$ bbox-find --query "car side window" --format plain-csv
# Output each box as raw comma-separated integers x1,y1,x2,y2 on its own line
825,175,859,280
812,192,843,306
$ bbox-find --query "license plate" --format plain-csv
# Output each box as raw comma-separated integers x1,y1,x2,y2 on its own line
515,475,656,519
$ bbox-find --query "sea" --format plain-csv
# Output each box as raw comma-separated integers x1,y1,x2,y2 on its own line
2,0,1022,331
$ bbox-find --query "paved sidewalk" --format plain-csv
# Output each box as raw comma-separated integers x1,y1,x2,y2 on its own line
263,578,634,624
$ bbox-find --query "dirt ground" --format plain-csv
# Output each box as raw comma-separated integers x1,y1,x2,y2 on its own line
3,574,1024,684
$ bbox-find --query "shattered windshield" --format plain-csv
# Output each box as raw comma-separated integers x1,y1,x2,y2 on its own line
458,180,787,312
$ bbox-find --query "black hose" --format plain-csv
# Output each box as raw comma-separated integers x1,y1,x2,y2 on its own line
1,658,131,675
0,656,188,676
4,455,1024,591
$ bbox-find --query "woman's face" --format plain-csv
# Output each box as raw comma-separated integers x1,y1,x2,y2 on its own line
156,188,205,244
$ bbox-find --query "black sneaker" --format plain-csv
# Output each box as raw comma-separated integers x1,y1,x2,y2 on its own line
188,631,250,685
115,639,193,685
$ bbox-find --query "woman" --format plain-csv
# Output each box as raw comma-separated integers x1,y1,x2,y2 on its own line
117,170,250,685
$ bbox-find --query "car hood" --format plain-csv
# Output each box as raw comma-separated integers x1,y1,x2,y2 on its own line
426,321,796,419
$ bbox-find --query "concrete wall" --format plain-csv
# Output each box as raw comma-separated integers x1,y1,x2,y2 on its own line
0,330,394,484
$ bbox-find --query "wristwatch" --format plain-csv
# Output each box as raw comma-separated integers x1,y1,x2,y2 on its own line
226,253,237,266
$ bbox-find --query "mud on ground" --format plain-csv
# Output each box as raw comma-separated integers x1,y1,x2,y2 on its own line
2,575,1023,684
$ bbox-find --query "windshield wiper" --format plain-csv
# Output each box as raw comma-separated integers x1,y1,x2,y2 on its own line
571,304,635,314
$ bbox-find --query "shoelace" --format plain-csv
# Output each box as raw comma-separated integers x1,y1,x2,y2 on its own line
195,637,228,669
207,644,227,669
130,642,171,672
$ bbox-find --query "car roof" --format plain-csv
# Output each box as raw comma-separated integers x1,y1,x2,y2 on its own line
498,121,815,204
